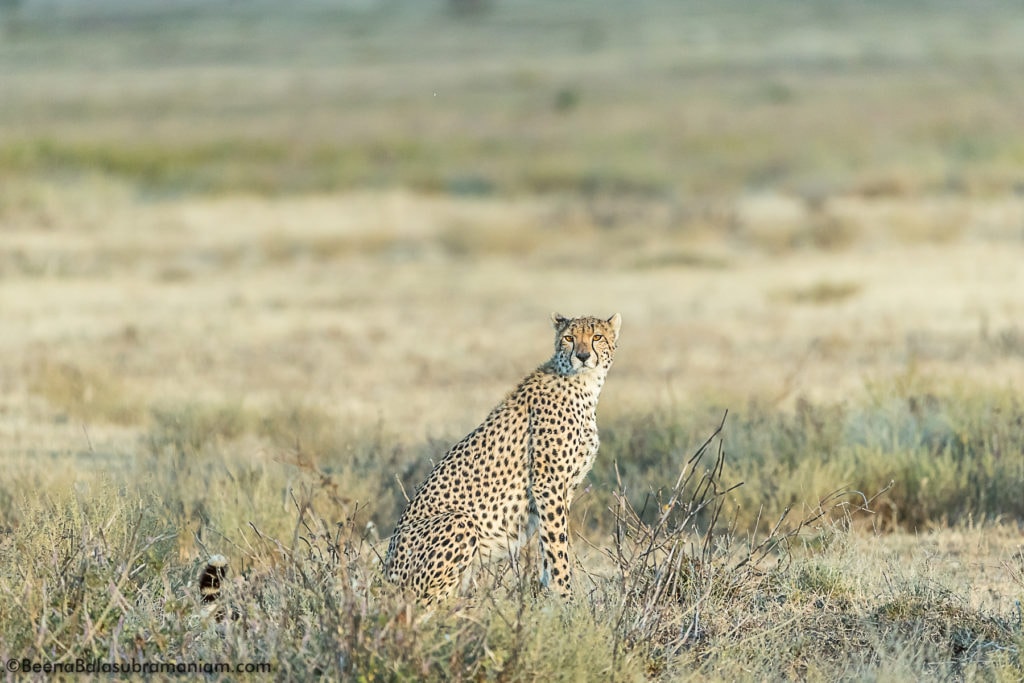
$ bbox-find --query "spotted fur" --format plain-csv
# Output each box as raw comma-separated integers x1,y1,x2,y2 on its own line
385,313,621,603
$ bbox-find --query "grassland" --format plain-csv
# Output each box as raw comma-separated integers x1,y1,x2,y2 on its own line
1,1,1024,680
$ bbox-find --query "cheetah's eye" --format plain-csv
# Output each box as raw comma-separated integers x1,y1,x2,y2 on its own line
593,334,603,341
563,335,574,344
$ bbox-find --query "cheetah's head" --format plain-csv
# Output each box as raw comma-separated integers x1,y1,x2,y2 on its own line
551,313,621,375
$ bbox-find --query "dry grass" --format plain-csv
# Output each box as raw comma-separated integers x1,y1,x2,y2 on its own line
29,360,145,426
773,280,862,306
0,413,1020,680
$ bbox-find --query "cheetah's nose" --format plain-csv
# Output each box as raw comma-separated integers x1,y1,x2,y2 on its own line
575,350,591,362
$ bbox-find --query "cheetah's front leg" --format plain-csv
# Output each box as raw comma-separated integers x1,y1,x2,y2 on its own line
530,482,573,600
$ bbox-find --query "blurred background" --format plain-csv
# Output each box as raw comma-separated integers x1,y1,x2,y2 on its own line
4,0,1024,197
2,0,1023,474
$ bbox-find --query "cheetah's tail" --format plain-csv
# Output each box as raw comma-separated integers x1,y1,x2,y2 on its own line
199,554,229,604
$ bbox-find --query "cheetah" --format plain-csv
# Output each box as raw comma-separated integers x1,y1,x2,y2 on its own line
384,312,621,604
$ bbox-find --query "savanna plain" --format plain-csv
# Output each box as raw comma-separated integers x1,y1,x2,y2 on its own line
1,1,1024,680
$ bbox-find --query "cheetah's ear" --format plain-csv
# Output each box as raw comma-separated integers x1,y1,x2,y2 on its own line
607,313,622,341
551,312,570,329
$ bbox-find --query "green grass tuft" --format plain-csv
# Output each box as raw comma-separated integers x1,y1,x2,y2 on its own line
30,361,145,426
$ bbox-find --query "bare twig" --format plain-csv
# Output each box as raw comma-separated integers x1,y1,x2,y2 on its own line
607,409,892,654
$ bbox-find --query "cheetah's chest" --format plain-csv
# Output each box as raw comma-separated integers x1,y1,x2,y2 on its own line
567,415,600,488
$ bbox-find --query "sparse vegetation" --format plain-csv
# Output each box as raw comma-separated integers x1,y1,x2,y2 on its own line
2,0,1023,680
1,406,1021,679
30,360,145,426
774,280,862,305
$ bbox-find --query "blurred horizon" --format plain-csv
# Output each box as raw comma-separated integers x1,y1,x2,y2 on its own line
3,0,1023,200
